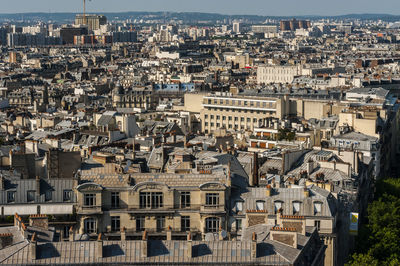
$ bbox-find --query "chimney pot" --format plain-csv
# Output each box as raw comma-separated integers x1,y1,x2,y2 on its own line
97,233,103,260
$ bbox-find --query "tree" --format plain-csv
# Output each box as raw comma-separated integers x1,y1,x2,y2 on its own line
348,178,400,265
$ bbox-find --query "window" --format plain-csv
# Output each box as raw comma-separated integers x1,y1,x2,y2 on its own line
111,216,120,232
181,216,190,232
205,193,219,207
228,116,232,121
314,220,321,231
63,226,69,239
27,190,35,202
139,192,163,209
156,216,165,232
84,218,96,234
181,192,191,208
205,114,208,119
210,115,214,119
84,194,96,206
235,201,243,213
152,192,163,208
7,191,15,203
216,115,220,120
222,116,226,121
111,192,120,208
136,216,145,232
256,200,264,210
274,201,283,214
293,201,301,214
63,190,72,202
314,202,322,214
240,117,244,122
205,217,219,232
45,190,52,201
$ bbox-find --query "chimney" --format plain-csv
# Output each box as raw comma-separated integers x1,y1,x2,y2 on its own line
227,162,232,187
141,230,148,258
304,187,310,198
0,175,4,190
251,232,257,258
306,160,314,175
0,233,13,249
29,214,49,230
184,134,188,148
121,227,126,241
35,176,40,200
97,233,103,260
166,226,172,240
218,227,224,240
69,226,75,242
132,139,136,160
30,233,37,261
253,152,259,186
266,185,272,197
270,227,298,249
276,209,283,226
186,232,193,258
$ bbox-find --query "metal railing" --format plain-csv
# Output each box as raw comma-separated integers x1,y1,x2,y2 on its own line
100,204,226,212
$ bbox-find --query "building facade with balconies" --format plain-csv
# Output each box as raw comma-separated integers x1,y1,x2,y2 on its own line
74,171,231,240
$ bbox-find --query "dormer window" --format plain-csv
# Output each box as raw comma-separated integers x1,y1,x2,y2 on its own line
314,202,322,214
293,201,301,215
235,201,243,212
256,200,265,210
274,201,283,214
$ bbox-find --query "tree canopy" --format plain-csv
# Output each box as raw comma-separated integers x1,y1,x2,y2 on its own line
348,178,400,265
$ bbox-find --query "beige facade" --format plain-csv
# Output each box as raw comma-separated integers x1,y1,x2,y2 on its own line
74,172,230,240
200,94,287,133
257,65,302,84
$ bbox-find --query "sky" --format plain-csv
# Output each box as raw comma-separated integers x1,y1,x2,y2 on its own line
1,0,400,16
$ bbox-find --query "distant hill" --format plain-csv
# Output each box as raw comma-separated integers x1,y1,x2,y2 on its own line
0,11,399,24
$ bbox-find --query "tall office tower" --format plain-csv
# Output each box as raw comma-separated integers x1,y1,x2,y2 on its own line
280,19,311,31
233,22,241,33
75,14,107,31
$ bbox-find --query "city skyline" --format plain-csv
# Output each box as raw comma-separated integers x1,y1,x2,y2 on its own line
1,0,400,16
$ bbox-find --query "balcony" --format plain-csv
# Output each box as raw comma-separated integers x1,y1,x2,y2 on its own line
77,205,103,215
200,204,226,214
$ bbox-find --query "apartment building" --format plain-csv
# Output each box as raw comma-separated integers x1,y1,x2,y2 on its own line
257,65,302,84
200,92,288,133
235,185,337,266
74,167,231,240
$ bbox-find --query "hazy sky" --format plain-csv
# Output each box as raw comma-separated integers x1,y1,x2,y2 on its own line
1,0,400,16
